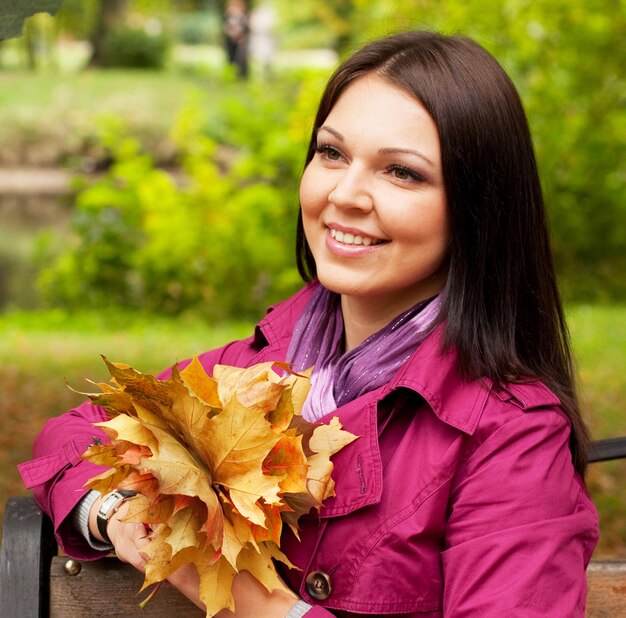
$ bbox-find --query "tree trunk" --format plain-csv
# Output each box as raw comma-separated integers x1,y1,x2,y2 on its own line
88,0,128,67
23,19,37,70
334,0,356,58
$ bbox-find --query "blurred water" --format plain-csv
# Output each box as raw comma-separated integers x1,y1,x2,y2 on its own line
0,170,72,311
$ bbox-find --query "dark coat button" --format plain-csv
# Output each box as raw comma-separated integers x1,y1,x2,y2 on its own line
305,570,332,600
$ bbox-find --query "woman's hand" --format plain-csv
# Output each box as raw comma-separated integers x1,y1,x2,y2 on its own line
215,570,297,618
99,501,207,609
162,564,298,616
88,495,299,616
106,502,151,570
88,495,150,571
151,562,298,617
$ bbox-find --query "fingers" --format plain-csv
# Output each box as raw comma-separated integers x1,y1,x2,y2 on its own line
105,506,204,611
212,571,297,618
107,503,150,572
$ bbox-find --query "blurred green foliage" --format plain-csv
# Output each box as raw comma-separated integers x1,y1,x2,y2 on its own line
54,0,97,40
175,10,221,45
38,73,323,317
99,26,171,69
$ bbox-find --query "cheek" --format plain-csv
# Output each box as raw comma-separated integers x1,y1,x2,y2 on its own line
438,204,451,251
299,167,315,211
394,199,449,245
429,204,450,248
299,164,329,216
299,171,321,249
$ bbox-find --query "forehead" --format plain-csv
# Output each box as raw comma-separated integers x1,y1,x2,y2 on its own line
334,74,426,113
323,74,441,159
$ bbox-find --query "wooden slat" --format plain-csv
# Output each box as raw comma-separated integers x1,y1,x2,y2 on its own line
49,556,204,617
0,496,57,618
586,560,626,617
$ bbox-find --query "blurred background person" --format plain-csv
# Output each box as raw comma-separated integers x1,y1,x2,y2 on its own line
223,0,250,78
250,1,277,78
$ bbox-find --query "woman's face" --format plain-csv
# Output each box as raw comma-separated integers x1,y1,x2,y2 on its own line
300,74,449,316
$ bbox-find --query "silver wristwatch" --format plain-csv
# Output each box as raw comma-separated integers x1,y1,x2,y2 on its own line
96,489,137,544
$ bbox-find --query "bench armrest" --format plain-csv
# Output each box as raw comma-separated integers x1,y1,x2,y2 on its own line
0,496,58,617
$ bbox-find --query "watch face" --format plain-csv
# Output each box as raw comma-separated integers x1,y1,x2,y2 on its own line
99,492,123,519
98,490,138,520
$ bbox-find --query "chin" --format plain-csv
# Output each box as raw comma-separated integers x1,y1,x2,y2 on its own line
315,270,360,297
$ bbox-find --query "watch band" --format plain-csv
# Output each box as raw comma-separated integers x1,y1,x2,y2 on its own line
96,489,137,544
285,600,313,617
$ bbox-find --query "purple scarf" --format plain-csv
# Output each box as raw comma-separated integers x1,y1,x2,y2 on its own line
287,284,443,422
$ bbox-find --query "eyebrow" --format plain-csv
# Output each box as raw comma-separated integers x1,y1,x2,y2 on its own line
317,125,436,168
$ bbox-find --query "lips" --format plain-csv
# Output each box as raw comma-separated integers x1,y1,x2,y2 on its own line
329,227,385,246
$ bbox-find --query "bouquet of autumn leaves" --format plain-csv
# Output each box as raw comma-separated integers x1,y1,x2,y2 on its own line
78,357,357,615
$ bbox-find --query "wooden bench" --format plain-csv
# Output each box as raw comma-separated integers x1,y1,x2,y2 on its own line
0,494,203,617
1,437,625,616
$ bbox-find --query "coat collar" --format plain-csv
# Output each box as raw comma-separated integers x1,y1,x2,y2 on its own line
387,323,491,435
256,282,489,436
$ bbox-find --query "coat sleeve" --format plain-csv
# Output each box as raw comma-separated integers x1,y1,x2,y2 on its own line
441,410,599,616
17,400,112,559
17,343,238,560
304,608,336,617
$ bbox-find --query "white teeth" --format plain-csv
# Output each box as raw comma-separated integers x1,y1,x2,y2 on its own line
329,228,381,246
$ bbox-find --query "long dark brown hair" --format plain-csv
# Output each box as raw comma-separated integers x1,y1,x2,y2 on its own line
295,31,590,475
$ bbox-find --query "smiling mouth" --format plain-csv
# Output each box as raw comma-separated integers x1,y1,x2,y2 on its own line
330,228,386,246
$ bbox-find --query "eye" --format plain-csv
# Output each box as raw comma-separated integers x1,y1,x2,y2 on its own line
316,143,343,161
388,165,426,183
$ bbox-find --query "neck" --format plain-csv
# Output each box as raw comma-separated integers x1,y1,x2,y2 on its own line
339,282,447,352
337,276,448,353
340,294,418,352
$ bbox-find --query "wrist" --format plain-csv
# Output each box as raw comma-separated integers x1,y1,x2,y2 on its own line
92,489,137,544
285,600,313,617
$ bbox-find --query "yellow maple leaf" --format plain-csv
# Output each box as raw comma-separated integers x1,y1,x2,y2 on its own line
197,554,237,614
123,492,175,524
212,362,290,414
307,416,358,503
199,395,284,525
179,356,221,410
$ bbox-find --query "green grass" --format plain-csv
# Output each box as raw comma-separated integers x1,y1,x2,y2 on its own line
0,308,254,372
1,305,625,556
568,305,626,557
0,60,326,168
0,66,241,168
568,305,626,438
0,70,194,131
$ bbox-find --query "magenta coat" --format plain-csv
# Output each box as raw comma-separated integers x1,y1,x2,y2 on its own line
20,282,598,617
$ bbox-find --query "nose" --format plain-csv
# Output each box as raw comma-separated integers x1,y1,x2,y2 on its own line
328,165,373,213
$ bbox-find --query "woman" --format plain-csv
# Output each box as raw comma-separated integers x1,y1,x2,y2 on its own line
20,31,598,616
